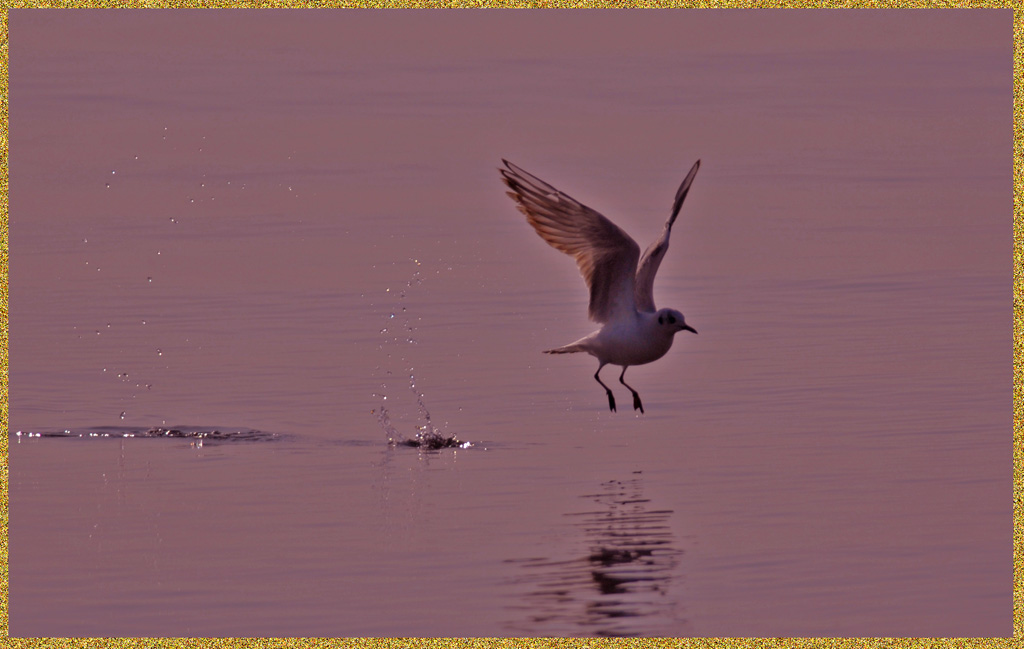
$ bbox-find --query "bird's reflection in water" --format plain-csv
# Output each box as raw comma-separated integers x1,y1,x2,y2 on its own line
506,476,687,637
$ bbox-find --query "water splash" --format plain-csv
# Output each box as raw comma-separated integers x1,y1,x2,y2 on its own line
373,403,466,450
372,260,468,450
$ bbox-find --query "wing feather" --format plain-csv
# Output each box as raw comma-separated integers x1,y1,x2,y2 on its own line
501,159,640,324
635,160,700,312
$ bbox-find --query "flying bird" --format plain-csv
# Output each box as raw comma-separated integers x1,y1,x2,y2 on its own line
501,159,701,413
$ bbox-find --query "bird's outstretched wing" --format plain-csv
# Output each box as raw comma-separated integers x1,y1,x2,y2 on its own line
501,159,640,324
635,160,700,313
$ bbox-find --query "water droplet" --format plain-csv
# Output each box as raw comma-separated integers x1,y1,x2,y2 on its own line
380,328,388,334
389,313,395,319
105,183,110,188
147,277,153,283
111,170,116,175
157,349,162,356
141,320,147,325
119,411,126,420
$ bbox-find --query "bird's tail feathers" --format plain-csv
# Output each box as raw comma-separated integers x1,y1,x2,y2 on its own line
544,343,586,354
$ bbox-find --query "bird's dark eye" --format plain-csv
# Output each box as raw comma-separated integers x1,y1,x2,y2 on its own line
668,315,676,324
658,316,664,325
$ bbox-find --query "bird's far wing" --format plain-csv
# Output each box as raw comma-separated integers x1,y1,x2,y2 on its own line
501,159,640,324
635,160,700,313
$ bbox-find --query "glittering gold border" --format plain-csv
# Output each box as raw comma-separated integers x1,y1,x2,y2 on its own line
0,3,1018,649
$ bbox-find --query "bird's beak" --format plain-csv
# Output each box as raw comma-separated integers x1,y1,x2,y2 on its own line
682,324,697,334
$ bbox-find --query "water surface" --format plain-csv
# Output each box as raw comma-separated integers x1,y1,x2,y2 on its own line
9,9,1011,637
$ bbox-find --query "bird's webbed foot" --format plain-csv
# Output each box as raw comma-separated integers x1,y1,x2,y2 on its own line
631,391,644,414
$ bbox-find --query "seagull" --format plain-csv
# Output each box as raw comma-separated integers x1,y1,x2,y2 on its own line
501,159,701,413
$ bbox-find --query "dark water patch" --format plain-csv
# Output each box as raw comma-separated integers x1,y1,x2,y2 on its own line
389,433,470,450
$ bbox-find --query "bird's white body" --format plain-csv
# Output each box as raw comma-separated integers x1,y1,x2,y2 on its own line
548,310,677,367
501,158,701,412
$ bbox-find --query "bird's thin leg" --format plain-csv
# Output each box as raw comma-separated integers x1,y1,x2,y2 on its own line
619,367,644,413
594,364,616,412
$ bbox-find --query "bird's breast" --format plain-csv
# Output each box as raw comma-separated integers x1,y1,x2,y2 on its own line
594,317,674,366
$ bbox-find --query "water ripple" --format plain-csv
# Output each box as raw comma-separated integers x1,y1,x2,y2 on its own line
505,476,686,637
12,426,279,444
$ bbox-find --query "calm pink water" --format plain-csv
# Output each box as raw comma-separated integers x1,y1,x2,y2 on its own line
9,9,1011,637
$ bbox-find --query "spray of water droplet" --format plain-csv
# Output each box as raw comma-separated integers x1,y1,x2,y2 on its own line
374,260,466,449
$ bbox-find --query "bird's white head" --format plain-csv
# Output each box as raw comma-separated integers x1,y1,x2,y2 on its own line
657,308,697,335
